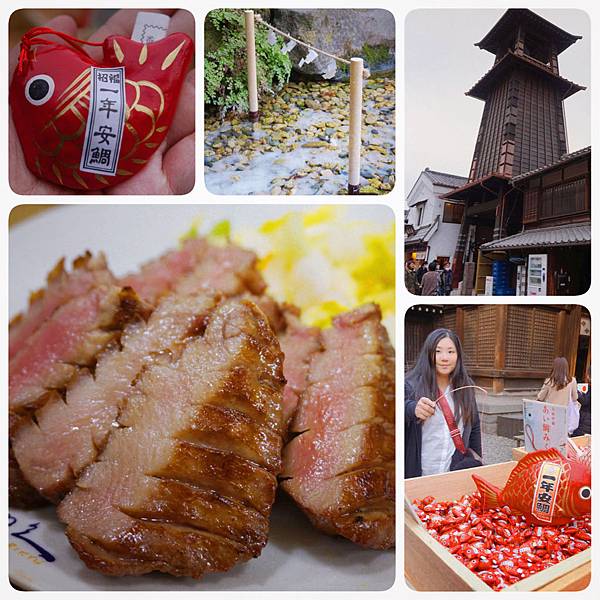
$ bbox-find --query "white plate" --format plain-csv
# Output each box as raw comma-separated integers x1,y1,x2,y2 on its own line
8,204,395,592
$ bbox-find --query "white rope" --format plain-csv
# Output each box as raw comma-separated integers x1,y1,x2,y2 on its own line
254,14,352,66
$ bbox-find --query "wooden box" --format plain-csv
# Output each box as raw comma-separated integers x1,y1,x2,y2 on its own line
405,461,591,591
511,435,591,461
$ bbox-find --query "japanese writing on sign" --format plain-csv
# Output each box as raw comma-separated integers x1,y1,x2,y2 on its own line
80,67,126,176
531,461,562,523
523,399,568,456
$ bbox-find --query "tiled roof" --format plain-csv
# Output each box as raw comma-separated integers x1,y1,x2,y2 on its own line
466,51,585,101
405,217,440,244
424,169,468,189
480,222,590,251
476,9,581,56
511,147,591,183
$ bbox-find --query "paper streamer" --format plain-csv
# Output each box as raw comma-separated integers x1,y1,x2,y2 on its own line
281,39,297,54
322,58,337,79
304,49,318,64
267,29,277,46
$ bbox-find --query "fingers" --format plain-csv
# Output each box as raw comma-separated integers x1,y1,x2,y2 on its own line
167,68,195,149
85,8,176,61
163,134,195,194
415,397,436,421
9,14,78,75
168,9,195,42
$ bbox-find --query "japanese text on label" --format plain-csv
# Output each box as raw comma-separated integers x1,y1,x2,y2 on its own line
80,67,126,176
531,461,562,522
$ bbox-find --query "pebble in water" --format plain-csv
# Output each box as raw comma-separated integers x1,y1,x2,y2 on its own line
204,78,395,195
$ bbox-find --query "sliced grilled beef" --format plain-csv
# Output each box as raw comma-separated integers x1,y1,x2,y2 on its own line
119,239,208,304
9,253,114,360
120,238,267,305
278,306,322,428
12,293,219,503
9,285,147,507
9,286,145,415
281,304,395,550
58,298,285,578
174,243,267,298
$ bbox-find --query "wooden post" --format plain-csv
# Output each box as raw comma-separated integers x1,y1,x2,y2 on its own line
244,10,259,122
348,57,363,195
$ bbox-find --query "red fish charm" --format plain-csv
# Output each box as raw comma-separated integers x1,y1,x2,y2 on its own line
10,27,193,190
473,448,591,526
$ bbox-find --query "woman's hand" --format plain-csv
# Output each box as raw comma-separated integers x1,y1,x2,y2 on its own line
9,9,195,195
415,397,436,421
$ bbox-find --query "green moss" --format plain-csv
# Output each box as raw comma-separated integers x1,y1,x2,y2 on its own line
361,43,391,67
204,9,292,116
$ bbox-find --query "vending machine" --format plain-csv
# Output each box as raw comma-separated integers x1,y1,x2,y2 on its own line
527,254,547,295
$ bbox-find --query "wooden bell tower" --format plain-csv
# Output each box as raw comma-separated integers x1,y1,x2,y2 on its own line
467,9,584,181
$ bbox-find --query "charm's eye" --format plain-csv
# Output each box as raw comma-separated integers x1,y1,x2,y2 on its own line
578,486,591,500
25,74,55,106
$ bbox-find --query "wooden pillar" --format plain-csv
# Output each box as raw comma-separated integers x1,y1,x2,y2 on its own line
348,57,363,195
493,305,508,392
564,305,582,377
455,306,464,342
244,10,259,122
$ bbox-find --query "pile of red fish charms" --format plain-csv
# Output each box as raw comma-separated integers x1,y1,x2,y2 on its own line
413,492,592,591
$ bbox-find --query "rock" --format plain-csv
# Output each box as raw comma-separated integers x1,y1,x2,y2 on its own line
270,9,395,79
302,141,330,148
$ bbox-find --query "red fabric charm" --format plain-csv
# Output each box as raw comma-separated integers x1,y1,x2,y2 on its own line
10,27,193,190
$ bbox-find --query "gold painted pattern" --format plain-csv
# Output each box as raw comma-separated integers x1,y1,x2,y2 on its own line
161,41,186,70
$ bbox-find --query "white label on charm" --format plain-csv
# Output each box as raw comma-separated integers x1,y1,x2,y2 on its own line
79,67,126,176
131,12,171,43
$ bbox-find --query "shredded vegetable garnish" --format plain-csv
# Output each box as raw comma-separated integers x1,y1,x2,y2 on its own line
183,207,395,333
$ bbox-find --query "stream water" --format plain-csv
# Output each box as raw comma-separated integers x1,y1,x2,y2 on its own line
204,77,395,195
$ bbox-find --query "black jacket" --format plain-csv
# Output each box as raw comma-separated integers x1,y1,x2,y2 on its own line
404,381,482,478
573,389,591,436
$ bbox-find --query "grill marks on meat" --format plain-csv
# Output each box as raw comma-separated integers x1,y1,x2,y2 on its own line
281,304,395,550
12,293,219,503
58,299,286,578
9,253,114,360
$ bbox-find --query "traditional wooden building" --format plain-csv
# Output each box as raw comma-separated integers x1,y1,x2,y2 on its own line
404,168,468,265
480,147,590,295
405,304,590,392
443,9,587,294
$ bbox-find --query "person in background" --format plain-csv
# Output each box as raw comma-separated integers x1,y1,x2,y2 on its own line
573,367,591,436
537,357,578,406
420,261,440,296
405,260,418,295
405,328,481,478
440,261,453,296
416,260,428,295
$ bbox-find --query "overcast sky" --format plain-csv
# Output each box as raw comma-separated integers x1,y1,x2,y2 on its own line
404,9,591,194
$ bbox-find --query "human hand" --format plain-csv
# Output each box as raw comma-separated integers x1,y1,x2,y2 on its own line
415,396,436,421
9,9,195,195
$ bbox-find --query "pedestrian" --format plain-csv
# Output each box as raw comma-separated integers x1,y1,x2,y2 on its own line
416,260,427,295
573,367,591,436
405,260,418,295
441,261,453,296
537,357,578,406
405,328,482,478
420,261,440,296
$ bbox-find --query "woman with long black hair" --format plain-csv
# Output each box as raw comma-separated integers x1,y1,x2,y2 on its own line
405,328,481,478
